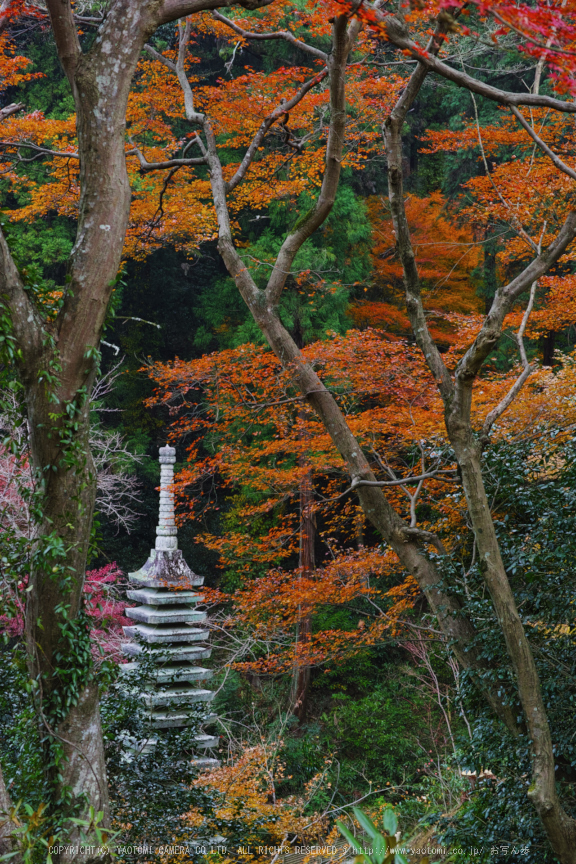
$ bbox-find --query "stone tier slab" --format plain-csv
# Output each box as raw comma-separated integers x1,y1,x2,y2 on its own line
121,643,211,662
125,605,207,625
143,687,215,707
122,623,208,644
190,734,219,749
151,712,217,729
126,588,203,605
190,757,220,770
120,662,213,683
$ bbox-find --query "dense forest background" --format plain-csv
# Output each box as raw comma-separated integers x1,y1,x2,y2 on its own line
1,2,576,863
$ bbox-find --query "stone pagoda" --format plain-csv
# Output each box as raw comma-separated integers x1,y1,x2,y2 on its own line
122,446,218,754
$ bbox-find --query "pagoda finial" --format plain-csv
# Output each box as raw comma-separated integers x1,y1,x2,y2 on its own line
127,445,200,586
157,445,177,551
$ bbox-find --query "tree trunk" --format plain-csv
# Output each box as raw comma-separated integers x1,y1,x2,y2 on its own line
291,457,315,720
0,762,17,861
451,432,576,861
542,330,556,366
383,47,576,861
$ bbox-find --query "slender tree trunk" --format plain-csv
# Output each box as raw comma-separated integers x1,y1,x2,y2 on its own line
291,455,314,720
451,432,576,861
384,52,576,861
542,330,556,366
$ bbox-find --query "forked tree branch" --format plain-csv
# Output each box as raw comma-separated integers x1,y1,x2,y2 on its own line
203,12,521,735
454,212,576,396
264,15,361,306
226,68,328,192
383,18,455,403
480,279,538,443
147,24,328,184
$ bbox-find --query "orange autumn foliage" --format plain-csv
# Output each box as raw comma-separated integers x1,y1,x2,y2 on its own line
181,744,328,864
422,109,576,276
147,310,576,673
349,193,483,344
1,1,407,260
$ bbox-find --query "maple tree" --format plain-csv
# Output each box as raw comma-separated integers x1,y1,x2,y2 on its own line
132,3,576,858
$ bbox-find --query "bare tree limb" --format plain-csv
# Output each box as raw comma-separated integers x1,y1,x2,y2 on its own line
143,42,177,72
45,0,81,81
264,16,362,306
480,276,539,442
510,105,576,182
349,469,456,489
176,17,205,123
454,212,576,391
127,135,207,172
383,20,455,402
212,9,328,61
0,103,23,120
158,0,277,27
226,68,328,192
377,11,576,114
0,140,79,160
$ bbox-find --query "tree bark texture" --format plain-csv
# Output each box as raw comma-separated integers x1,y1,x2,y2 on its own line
0,763,17,862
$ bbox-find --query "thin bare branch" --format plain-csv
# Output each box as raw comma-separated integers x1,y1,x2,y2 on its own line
480,276,539,442
0,140,79,160
127,134,206,172
226,68,328,192
143,42,176,72
510,105,576,182
454,211,576,391
377,12,576,114
212,9,328,61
